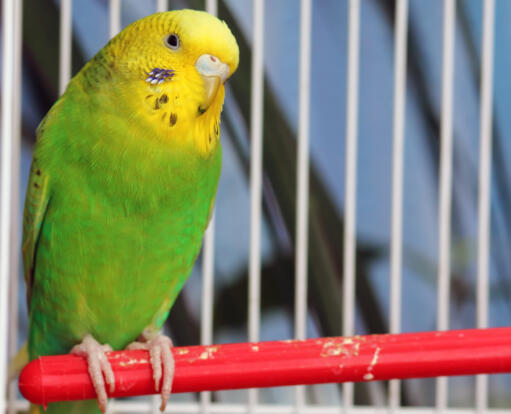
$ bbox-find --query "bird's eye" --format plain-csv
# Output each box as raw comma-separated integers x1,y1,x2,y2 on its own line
165,34,180,50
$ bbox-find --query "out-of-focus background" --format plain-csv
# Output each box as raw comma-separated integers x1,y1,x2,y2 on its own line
2,0,511,411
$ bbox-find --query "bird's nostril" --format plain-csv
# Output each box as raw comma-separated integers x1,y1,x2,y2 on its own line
210,55,217,62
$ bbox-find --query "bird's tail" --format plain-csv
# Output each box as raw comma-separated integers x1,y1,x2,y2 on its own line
31,401,101,414
7,342,28,381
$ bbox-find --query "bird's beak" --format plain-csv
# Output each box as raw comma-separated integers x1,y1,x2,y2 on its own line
195,54,230,113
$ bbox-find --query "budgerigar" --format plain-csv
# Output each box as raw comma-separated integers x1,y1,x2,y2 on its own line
22,9,238,414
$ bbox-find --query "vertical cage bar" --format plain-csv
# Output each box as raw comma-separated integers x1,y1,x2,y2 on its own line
201,1,217,351
200,216,215,414
199,212,216,414
389,0,408,411
476,0,495,412
205,0,217,17
156,0,168,13
198,2,220,411
343,0,360,411
1,0,18,413
7,0,23,413
248,0,264,412
200,6,217,414
109,0,121,38
59,0,72,95
435,0,456,411
294,0,312,411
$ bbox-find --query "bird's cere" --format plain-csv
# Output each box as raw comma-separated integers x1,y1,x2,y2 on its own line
145,68,175,84
195,54,229,112
195,54,230,83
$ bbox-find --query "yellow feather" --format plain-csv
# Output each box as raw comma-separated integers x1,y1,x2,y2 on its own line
72,9,238,158
8,342,28,381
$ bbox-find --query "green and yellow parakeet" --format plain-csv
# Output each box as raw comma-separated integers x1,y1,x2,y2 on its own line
22,9,238,414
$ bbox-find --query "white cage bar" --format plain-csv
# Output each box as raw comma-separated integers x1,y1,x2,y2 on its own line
201,0,217,408
436,0,456,411
109,0,121,38
475,0,495,413
294,0,312,411
389,0,409,411
59,0,72,95
7,0,23,411
1,1,22,414
343,0,361,411
157,0,168,14
248,0,264,412
1,0,504,413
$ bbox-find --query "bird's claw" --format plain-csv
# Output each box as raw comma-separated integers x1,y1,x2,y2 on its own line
127,333,174,412
71,334,114,414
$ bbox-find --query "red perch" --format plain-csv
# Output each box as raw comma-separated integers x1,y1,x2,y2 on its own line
20,327,511,406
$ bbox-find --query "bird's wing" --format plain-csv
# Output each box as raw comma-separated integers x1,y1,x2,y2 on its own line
22,136,51,309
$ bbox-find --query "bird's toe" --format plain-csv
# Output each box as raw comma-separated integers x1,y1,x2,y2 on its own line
71,334,115,413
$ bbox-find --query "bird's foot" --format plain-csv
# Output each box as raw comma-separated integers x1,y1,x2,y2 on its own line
70,334,114,414
126,330,174,412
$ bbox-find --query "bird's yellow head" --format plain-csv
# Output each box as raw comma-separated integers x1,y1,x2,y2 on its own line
90,9,239,156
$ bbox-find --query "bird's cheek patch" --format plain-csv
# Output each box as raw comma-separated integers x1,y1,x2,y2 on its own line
145,68,175,84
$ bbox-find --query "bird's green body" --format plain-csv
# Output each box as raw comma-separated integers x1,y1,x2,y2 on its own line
27,76,221,358
21,10,238,414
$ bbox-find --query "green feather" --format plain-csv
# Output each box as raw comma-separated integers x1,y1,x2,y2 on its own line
24,33,223,414
22,10,239,412
26,78,221,357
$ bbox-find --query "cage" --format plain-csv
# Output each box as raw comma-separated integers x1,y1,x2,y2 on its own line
1,0,511,413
